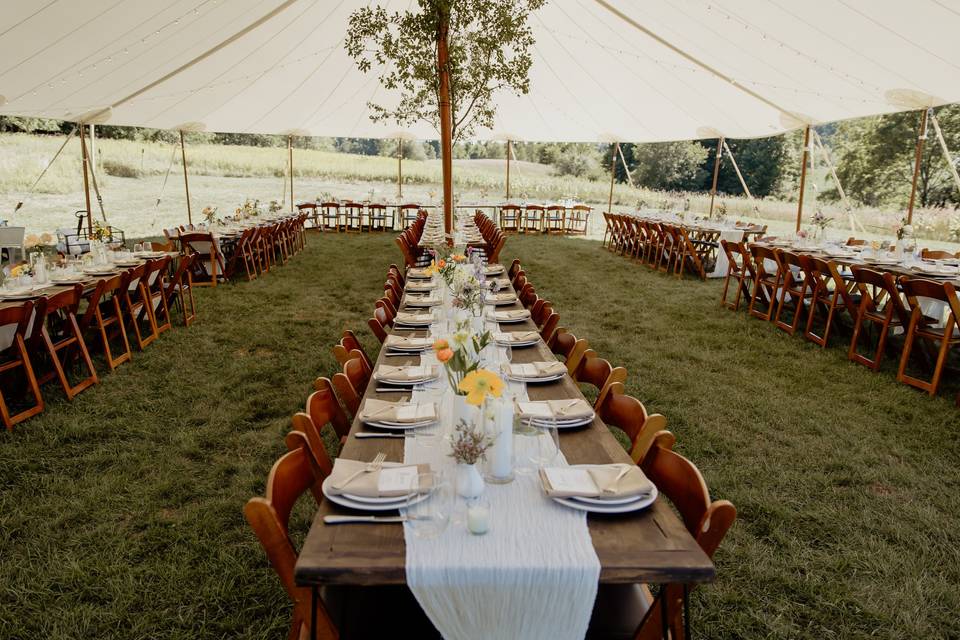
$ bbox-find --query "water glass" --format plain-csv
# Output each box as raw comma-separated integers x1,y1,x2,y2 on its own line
527,419,561,469
405,471,452,539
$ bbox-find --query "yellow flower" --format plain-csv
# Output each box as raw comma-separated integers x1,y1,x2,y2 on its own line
425,260,438,276
458,369,504,406
451,331,469,349
10,265,23,278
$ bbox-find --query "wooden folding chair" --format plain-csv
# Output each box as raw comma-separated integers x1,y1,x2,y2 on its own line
573,350,628,409
596,382,668,464
121,263,158,350
523,204,544,233
550,330,589,375
804,257,858,348
773,251,816,336
36,284,98,400
847,266,910,372
244,447,340,640
897,277,960,400
307,377,352,445
589,438,736,640
0,301,44,429
719,240,754,311
747,245,783,322
180,232,224,287
332,330,373,370
81,274,132,370
163,254,198,327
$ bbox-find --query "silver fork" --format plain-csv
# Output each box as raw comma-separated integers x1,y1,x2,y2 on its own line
333,452,386,490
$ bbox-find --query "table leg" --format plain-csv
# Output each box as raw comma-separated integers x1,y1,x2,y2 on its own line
311,585,318,640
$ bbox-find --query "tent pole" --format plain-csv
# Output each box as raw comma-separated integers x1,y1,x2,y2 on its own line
79,122,94,235
906,108,929,224
795,125,811,233
607,142,618,213
708,136,724,217
397,138,403,199
89,124,97,177
506,139,511,199
617,143,636,189
179,130,193,225
288,135,294,213
438,8,453,235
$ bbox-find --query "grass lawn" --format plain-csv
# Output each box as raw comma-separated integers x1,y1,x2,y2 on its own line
2,233,959,639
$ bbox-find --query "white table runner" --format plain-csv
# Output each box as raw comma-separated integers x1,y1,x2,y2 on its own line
402,340,600,640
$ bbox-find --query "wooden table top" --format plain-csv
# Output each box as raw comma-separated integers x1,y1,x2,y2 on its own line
294,272,715,587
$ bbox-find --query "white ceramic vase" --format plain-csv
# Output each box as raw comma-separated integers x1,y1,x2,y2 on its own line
456,463,485,499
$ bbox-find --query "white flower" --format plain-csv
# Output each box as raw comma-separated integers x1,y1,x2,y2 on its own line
902,224,914,236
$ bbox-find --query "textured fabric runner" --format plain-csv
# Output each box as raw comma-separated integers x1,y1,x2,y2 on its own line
402,342,600,640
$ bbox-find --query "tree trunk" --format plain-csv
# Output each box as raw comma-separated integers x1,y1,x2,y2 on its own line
437,9,453,236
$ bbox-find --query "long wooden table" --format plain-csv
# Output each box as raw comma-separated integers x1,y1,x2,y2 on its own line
294,267,715,637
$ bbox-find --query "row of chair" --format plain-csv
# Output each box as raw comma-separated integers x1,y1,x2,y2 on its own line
498,204,591,235
164,213,308,286
721,240,960,405
0,254,198,430
604,213,725,280
298,201,424,233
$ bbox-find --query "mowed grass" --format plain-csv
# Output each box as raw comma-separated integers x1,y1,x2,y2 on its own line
1,232,959,639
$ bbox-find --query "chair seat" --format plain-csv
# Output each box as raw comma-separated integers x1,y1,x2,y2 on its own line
587,583,652,640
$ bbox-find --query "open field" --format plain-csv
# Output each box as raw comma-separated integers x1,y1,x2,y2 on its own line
2,133,959,250
1,233,958,639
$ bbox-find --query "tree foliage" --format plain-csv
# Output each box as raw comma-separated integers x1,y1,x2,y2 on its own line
345,0,545,142
829,106,960,209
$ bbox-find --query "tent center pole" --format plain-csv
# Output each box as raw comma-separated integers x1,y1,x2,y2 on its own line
607,142,618,213
795,125,811,233
180,130,193,226
79,122,94,236
708,136,724,217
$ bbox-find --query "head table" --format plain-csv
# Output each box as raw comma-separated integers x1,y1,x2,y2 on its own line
294,242,714,639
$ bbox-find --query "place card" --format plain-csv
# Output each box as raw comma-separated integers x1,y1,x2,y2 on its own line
378,466,420,494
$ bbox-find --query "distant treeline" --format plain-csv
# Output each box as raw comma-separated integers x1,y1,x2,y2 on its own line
3,106,959,209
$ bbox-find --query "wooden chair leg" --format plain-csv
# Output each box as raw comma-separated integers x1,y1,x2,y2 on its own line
0,336,45,429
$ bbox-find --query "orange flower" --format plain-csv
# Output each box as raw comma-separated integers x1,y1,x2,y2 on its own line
432,338,449,351
436,348,454,363
438,258,446,268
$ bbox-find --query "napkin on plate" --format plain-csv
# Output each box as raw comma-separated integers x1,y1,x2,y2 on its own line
517,399,594,421
376,364,437,381
495,330,540,343
384,334,432,349
489,309,531,321
395,311,433,324
503,361,567,379
407,267,431,278
359,398,438,424
485,292,517,303
406,280,436,291
539,464,654,499
327,459,434,497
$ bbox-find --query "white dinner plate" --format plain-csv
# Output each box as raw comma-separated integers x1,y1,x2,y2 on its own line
484,265,505,275
572,491,652,506
488,314,530,324
0,291,37,300
394,319,433,328
112,260,144,267
50,277,87,284
322,476,429,511
373,372,439,386
504,372,566,384
553,486,658,514
495,336,540,348
364,419,436,431
403,297,441,308
485,297,518,306
525,413,595,429
82,268,119,276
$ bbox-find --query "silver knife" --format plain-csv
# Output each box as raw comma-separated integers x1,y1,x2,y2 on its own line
324,515,406,524
355,432,412,439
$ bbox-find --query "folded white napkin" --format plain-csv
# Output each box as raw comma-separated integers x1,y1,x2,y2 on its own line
385,334,432,349
376,364,437,381
327,458,434,497
517,399,593,421
503,361,567,379
539,464,654,499
395,311,433,324
489,309,531,321
494,330,540,343
359,398,438,423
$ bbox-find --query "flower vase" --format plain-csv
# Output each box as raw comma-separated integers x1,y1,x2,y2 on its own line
456,463,485,499
453,394,477,425
470,310,484,334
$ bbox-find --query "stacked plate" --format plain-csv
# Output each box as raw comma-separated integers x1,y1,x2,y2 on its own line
912,263,958,278
82,266,119,276
321,476,428,512
553,487,658,514
484,264,505,276
493,331,540,348
360,400,438,430
485,293,517,306
403,294,441,308
0,288,39,300
517,399,595,429
502,362,567,383
487,309,531,323
384,335,433,353
373,365,439,386
393,312,433,328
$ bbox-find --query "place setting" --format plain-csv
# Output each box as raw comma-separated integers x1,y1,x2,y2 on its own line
493,330,541,348
321,455,436,515
383,333,434,353
357,398,439,431
539,463,658,514
402,291,442,308
484,290,518,306
516,398,596,429
486,308,531,323
393,310,435,327
501,360,568,383
373,363,440,387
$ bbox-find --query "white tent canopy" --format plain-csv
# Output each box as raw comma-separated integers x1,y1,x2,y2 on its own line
1,0,958,142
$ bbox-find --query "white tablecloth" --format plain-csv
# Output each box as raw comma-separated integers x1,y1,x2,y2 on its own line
402,328,600,640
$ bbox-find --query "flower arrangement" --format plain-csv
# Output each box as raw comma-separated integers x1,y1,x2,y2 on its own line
797,229,808,239
449,418,495,465
9,262,33,278
235,199,260,219
811,209,833,231
716,201,728,222
202,206,218,224
432,321,493,398
90,220,111,242
894,216,913,241
269,200,282,214
458,369,504,407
